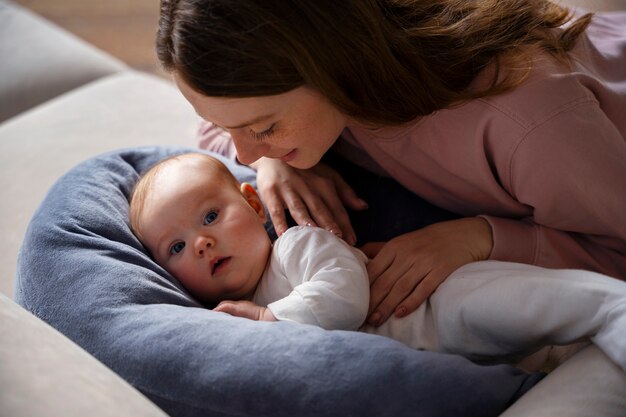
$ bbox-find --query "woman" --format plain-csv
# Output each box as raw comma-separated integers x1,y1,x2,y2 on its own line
156,0,626,328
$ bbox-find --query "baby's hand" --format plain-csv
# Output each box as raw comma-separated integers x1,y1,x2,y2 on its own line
213,300,277,322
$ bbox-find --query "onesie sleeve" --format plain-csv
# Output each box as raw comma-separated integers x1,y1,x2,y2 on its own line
482,99,626,279
267,227,370,330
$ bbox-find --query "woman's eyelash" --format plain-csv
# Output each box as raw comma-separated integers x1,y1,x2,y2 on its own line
250,124,275,141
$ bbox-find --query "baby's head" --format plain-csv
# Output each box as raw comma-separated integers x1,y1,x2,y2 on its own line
130,153,272,304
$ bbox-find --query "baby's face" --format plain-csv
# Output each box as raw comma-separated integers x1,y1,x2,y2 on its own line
136,157,272,303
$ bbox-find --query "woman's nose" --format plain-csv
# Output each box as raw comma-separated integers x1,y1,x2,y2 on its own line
194,235,215,256
231,133,270,165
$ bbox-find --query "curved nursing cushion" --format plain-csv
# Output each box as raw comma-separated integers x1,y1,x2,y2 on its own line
15,146,540,417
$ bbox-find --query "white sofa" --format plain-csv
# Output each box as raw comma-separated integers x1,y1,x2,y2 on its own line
0,2,200,299
0,1,198,415
1,2,625,417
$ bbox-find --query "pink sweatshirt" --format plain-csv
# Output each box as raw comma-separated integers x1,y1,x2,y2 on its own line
341,12,626,279
199,12,626,279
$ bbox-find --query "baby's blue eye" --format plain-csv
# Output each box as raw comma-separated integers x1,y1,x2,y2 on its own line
204,210,218,225
170,242,185,255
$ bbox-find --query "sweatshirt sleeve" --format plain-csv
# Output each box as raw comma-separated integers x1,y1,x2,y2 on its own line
197,121,239,162
482,99,626,279
267,227,370,330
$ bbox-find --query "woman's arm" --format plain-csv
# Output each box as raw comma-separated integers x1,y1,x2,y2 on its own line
365,99,626,326
486,101,626,278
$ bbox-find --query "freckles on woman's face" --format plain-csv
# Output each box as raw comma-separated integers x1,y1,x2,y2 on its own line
174,75,349,169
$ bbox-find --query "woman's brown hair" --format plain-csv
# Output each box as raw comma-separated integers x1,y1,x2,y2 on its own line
157,0,592,125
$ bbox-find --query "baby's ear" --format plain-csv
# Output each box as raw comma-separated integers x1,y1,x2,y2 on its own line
240,183,265,219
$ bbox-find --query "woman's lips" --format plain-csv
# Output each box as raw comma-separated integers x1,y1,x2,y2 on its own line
278,149,297,162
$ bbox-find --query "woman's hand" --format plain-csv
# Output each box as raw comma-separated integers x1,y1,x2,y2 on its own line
214,300,277,322
255,158,368,245
360,217,493,326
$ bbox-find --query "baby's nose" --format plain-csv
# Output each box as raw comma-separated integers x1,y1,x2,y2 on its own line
194,235,214,256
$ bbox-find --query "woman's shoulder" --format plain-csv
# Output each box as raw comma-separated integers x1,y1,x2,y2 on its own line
350,61,604,143
347,69,597,150
477,60,597,129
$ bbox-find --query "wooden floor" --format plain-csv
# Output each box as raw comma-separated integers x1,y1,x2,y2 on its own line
14,0,166,78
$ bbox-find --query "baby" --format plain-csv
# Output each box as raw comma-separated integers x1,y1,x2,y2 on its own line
129,152,626,371
130,152,367,328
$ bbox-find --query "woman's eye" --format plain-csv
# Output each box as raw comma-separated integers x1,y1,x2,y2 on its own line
204,210,218,225
250,124,275,141
170,242,185,255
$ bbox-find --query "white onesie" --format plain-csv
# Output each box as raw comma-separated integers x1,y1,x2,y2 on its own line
252,226,626,372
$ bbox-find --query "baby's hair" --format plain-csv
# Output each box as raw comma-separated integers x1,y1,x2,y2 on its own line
129,153,240,240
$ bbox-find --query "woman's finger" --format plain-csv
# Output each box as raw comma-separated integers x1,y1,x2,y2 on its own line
366,244,396,284
368,269,426,326
302,190,350,241
318,193,356,244
395,269,449,318
282,191,318,228
259,187,290,236
301,163,361,243
321,167,363,242
366,248,402,313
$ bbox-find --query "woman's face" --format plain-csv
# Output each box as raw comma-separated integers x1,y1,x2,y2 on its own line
175,75,349,169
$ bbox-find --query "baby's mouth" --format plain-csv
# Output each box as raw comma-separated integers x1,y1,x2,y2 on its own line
211,257,231,275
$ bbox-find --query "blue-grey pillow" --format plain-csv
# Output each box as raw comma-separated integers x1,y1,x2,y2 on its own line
15,146,541,417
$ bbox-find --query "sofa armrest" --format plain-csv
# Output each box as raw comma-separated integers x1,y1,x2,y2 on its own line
0,293,168,417
0,1,127,122
0,71,200,297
